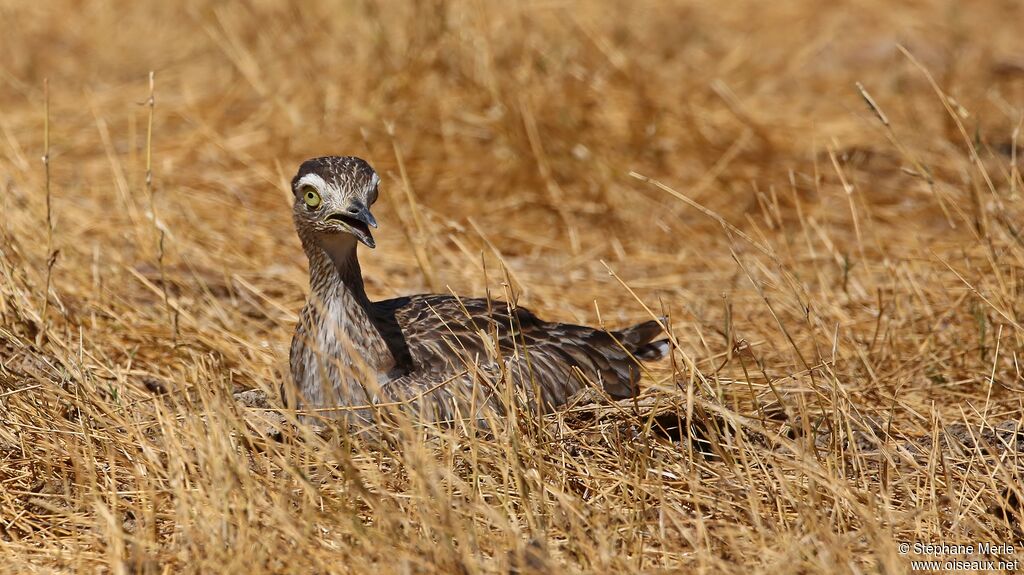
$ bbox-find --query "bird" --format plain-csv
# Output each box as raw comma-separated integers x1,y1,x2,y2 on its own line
285,156,669,429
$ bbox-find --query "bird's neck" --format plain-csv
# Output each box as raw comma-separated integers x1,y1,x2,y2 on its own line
305,234,370,304
302,234,391,365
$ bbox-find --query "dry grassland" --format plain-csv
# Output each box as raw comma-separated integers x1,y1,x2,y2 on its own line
1,1,1023,573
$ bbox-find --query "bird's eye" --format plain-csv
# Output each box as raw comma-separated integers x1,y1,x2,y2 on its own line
302,187,321,209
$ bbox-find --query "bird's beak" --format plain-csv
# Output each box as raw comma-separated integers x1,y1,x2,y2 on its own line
362,208,379,230
323,202,378,248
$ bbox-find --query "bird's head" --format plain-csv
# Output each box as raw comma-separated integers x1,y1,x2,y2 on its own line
291,156,380,249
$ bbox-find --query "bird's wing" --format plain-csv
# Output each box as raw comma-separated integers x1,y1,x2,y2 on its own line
371,295,664,411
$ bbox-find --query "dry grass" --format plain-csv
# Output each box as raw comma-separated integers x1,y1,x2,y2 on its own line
2,1,1024,573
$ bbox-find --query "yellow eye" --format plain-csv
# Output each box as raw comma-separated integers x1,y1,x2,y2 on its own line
302,187,321,208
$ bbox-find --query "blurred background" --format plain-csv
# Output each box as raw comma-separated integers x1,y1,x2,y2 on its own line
2,0,1021,330
1,1,1023,572
1,1,1022,297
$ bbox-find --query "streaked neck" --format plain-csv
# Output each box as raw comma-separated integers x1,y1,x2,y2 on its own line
304,233,369,304
300,232,395,372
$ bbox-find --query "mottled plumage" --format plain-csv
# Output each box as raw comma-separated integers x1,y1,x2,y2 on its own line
285,156,669,428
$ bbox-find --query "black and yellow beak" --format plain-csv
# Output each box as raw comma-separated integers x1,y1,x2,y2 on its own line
323,202,378,248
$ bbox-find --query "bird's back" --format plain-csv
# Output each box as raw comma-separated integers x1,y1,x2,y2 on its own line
371,294,667,411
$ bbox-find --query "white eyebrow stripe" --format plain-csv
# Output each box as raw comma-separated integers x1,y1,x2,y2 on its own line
296,173,330,192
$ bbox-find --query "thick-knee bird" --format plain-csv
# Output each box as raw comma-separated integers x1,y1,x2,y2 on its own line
286,156,669,427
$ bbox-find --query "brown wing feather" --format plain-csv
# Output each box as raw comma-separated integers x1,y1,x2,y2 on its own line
370,295,665,415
